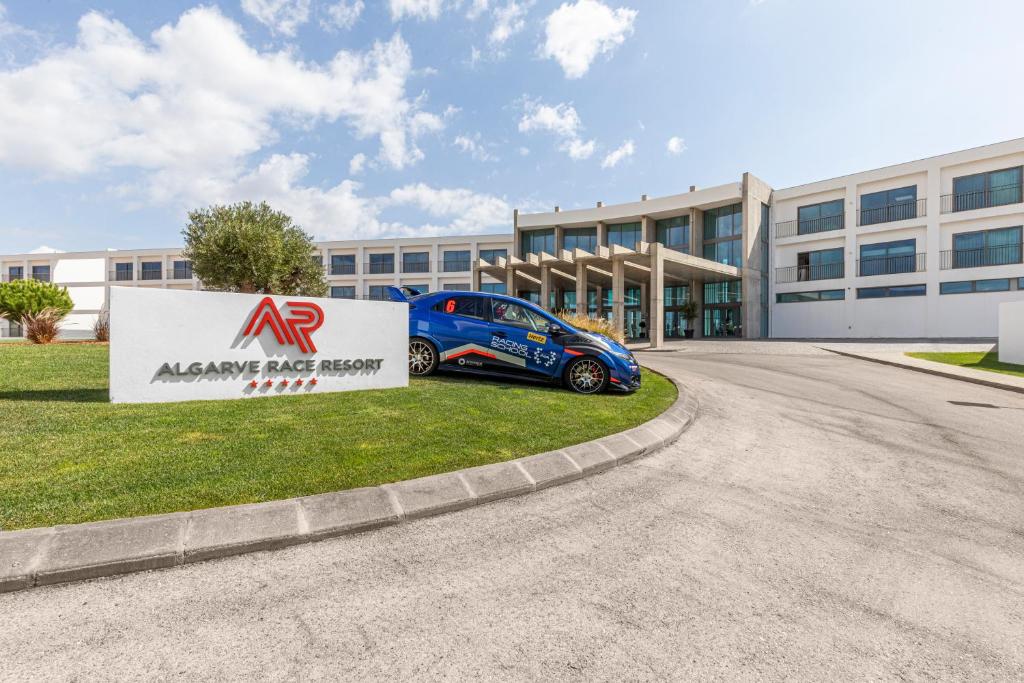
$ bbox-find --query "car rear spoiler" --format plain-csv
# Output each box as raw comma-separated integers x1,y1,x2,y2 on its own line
385,286,423,302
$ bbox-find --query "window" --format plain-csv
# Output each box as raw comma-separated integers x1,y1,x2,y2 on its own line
32,265,51,282
521,229,554,256
857,284,926,299
7,266,23,281
859,239,918,276
311,254,323,267
442,283,471,291
443,250,471,272
951,166,1023,212
561,291,576,310
606,222,642,250
797,248,844,281
777,289,845,303
703,204,743,240
940,279,1012,294
491,299,548,330
113,263,132,281
404,284,429,293
656,215,690,253
367,253,394,274
6,320,23,337
949,226,1022,268
140,261,162,280
704,281,741,304
331,254,356,275
796,199,844,235
1020,278,1024,290
665,285,690,307
330,286,355,299
703,240,743,267
479,248,507,264
172,260,192,279
860,186,918,225
402,251,430,273
563,227,597,252
438,296,488,320
367,285,390,300
479,282,506,294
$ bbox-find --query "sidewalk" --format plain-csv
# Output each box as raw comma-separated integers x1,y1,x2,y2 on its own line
819,347,1024,395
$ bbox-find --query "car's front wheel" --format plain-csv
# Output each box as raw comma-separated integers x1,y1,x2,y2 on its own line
408,337,438,376
565,357,609,394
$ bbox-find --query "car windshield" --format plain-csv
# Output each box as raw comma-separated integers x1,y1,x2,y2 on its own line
490,299,548,331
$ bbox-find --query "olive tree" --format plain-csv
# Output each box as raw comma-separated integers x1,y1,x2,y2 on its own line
182,202,327,296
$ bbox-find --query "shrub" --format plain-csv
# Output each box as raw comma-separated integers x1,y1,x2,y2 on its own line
93,309,110,342
23,308,63,344
555,310,625,344
0,278,73,323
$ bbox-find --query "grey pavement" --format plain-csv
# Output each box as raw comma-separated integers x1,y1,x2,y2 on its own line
2,344,1024,680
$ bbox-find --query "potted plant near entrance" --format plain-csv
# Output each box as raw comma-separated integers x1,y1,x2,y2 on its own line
680,300,698,339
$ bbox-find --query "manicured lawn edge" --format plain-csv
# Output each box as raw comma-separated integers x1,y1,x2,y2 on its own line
0,369,698,594
905,351,1024,379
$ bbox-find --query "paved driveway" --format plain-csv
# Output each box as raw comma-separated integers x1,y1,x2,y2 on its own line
3,345,1024,680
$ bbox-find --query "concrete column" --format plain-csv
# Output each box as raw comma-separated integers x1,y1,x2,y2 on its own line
649,243,665,348
575,261,587,316
554,226,564,254
471,267,481,291
512,209,520,258
925,168,942,337
595,285,603,317
505,268,515,297
597,221,607,248
642,215,655,244
393,244,400,286
539,266,551,311
612,258,624,337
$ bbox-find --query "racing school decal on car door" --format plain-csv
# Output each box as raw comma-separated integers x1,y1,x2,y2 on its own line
440,343,526,369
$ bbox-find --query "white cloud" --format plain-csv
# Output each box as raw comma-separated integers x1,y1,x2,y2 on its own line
541,0,636,78
489,1,529,45
666,136,686,155
454,133,497,161
601,139,633,168
518,99,595,161
389,0,443,21
348,152,367,175
225,153,510,240
29,245,64,254
466,0,490,19
320,0,364,30
518,146,530,156
0,7,442,208
240,0,311,36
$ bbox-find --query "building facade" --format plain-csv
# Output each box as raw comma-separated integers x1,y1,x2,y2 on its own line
0,234,511,339
2,138,1023,343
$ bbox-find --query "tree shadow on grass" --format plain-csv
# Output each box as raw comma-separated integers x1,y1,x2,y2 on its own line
0,388,108,403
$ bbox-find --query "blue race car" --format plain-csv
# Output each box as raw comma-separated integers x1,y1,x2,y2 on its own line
388,287,640,394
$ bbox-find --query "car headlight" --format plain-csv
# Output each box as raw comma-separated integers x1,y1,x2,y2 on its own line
614,351,634,362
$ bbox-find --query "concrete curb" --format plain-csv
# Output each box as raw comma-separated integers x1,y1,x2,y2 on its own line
821,347,1024,396
0,374,697,594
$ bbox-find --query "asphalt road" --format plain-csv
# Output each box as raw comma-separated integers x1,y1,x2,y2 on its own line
3,346,1024,680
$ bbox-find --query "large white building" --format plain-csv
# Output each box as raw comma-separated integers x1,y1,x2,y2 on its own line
2,138,1023,343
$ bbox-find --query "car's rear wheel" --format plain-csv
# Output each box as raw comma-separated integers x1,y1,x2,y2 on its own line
408,338,438,376
565,357,609,394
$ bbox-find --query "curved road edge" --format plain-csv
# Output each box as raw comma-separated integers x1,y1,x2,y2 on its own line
0,370,698,594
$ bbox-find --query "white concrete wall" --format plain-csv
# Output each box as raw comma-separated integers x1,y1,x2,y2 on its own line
772,301,847,338
999,301,1024,364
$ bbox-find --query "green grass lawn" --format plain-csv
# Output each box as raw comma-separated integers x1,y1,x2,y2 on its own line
0,343,675,530
906,351,1024,379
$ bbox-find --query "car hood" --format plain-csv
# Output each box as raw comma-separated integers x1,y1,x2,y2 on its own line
576,331,632,357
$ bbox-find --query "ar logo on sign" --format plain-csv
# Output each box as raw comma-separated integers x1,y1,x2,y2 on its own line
242,297,324,353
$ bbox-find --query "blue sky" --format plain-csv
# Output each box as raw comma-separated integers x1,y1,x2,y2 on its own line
1,0,1022,254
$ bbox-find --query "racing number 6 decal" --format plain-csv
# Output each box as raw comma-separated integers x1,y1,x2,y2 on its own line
445,299,456,314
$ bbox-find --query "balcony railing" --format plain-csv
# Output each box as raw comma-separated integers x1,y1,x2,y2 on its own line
775,214,844,239
442,260,472,272
857,253,927,276
401,260,432,274
171,268,193,280
32,273,51,282
364,261,395,274
940,184,1023,214
140,268,162,281
1,274,23,282
109,270,134,281
329,263,356,275
940,244,1023,269
775,262,845,284
857,198,927,226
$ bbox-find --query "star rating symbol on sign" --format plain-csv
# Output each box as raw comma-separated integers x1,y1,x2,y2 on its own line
264,379,274,387
249,380,258,388
281,379,289,387
309,377,318,386
295,378,304,386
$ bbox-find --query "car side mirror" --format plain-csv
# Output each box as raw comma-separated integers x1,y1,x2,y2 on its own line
547,322,565,336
